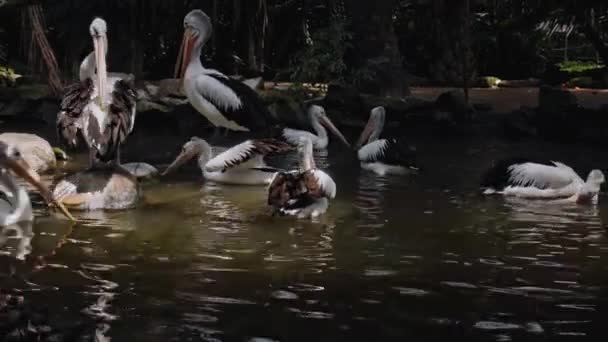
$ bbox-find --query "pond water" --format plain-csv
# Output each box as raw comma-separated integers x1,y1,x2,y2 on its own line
1,135,608,341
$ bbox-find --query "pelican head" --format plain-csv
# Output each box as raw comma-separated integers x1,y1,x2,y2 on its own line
162,137,212,176
90,17,108,110
175,10,212,79
356,106,386,149
0,142,74,221
576,169,605,204
308,105,351,148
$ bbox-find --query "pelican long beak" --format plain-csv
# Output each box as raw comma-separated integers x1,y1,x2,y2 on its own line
162,147,198,176
93,34,108,111
319,115,351,148
6,158,75,222
174,28,195,83
355,118,376,150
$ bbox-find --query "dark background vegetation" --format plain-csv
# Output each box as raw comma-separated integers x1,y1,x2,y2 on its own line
0,0,607,96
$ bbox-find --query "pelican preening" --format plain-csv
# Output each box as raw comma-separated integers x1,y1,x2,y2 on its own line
163,137,291,185
282,105,350,149
0,142,74,225
356,106,418,176
481,158,605,204
268,138,336,218
57,17,137,167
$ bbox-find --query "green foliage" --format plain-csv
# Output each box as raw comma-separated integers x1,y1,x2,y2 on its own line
289,20,352,84
558,60,604,73
0,65,21,86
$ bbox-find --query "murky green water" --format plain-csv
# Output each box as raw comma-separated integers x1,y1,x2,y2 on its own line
2,136,608,341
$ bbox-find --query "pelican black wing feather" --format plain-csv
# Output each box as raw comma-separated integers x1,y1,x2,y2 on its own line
56,78,94,148
206,74,281,133
99,79,137,162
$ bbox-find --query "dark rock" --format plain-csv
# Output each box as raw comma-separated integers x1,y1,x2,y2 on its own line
324,83,364,116
502,106,538,139
435,89,473,122
537,85,578,114
0,99,30,117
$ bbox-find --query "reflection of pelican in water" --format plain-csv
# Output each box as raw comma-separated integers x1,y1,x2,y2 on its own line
354,173,388,226
0,222,33,261
0,141,74,225
504,197,601,225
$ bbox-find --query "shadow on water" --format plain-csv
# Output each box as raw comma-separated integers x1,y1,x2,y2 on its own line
2,137,608,341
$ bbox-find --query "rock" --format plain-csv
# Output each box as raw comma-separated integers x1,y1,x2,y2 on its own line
435,90,473,121
137,99,171,113
0,99,29,117
121,162,158,179
502,106,538,139
0,133,56,173
157,79,185,98
324,83,364,116
538,85,578,114
498,78,541,88
566,76,594,88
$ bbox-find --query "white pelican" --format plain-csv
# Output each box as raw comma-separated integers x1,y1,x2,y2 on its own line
0,141,74,225
57,17,136,167
52,166,139,211
268,138,336,218
282,105,350,149
175,9,280,133
481,158,605,204
162,137,291,185
356,106,418,176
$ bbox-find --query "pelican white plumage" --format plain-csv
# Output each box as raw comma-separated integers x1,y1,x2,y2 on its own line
162,137,292,185
481,158,605,204
0,142,74,225
356,106,417,176
282,105,350,149
267,138,336,218
57,17,137,167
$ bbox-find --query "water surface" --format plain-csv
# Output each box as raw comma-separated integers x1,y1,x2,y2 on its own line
1,137,608,341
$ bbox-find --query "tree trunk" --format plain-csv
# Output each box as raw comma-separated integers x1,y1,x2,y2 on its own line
428,0,477,86
344,0,409,97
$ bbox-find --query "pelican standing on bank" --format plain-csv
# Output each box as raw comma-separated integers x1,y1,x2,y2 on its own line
356,106,417,176
268,138,336,218
163,137,291,185
57,17,137,167
481,158,605,204
0,142,74,225
282,105,350,149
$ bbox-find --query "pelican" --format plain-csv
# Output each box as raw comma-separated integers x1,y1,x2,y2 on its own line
268,138,336,218
356,106,418,176
0,142,74,225
57,17,136,167
175,9,280,133
282,105,350,149
481,158,605,204
52,166,139,211
162,137,291,185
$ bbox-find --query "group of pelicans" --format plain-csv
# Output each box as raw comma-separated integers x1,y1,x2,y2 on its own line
1,9,606,227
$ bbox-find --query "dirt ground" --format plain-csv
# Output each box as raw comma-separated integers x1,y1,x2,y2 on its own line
410,87,608,113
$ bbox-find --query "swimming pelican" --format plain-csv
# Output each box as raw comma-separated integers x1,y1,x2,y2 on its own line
356,106,417,176
268,138,336,218
57,17,137,167
162,137,291,185
52,166,139,211
0,142,74,225
282,105,350,149
481,158,605,204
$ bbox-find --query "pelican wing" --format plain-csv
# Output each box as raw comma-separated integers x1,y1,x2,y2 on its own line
282,128,318,146
507,161,583,189
358,138,416,166
205,139,292,172
194,71,279,131
303,169,336,199
57,78,95,148
100,79,137,162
